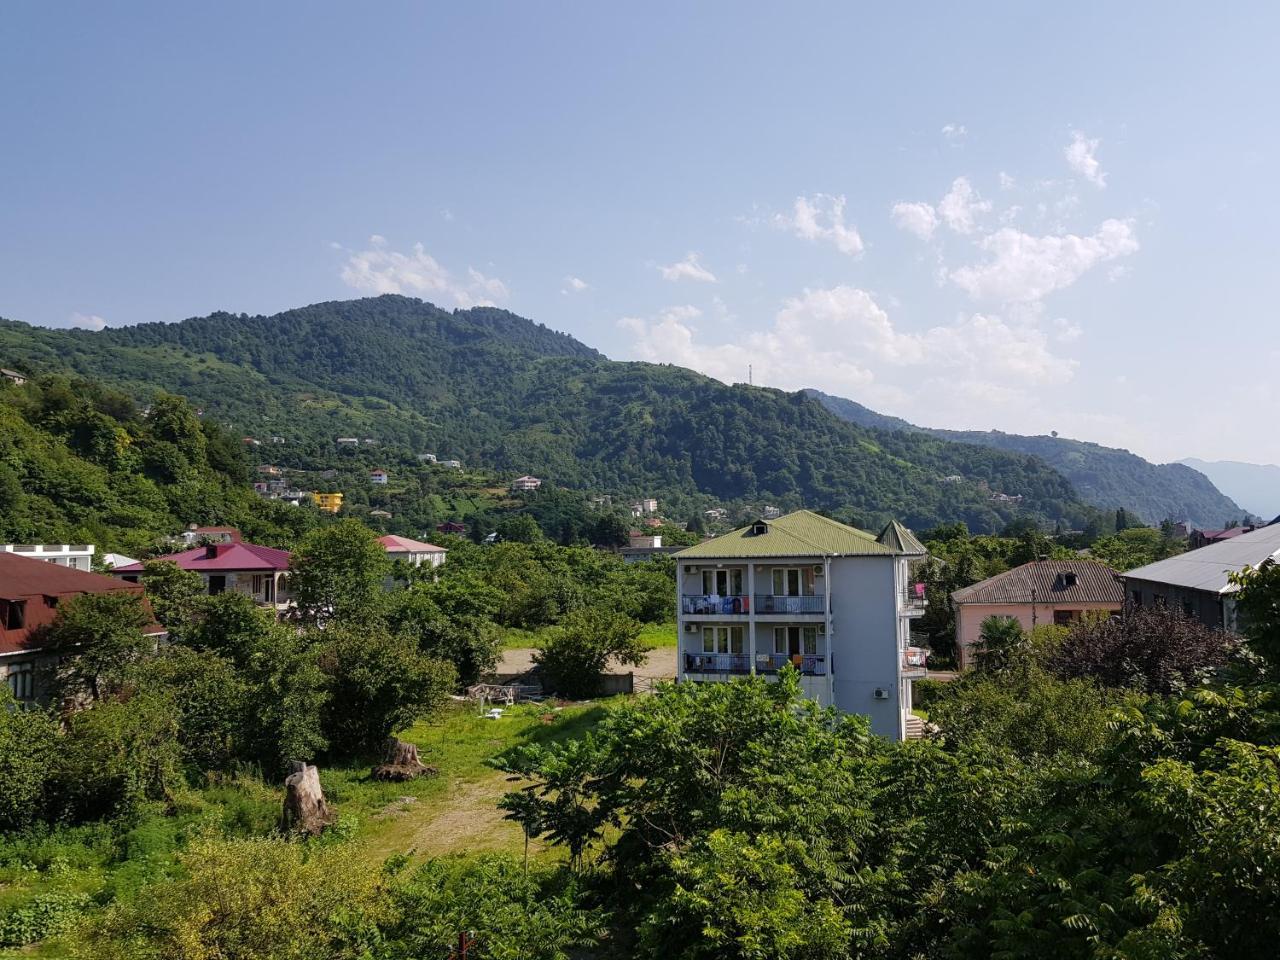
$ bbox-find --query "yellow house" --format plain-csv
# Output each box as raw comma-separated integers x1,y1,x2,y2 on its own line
312,492,344,513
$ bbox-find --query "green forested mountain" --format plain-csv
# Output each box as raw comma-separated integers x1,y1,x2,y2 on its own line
806,387,1244,527
0,296,1107,533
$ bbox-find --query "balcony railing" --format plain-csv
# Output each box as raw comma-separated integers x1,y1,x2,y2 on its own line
682,594,750,615
902,646,929,674
902,584,928,611
684,652,827,676
752,594,825,614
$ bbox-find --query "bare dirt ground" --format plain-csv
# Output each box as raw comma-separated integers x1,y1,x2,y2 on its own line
494,645,677,684
363,775,532,862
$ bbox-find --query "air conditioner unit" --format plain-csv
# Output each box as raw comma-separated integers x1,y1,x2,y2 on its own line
873,687,890,700
684,565,694,573
684,623,699,633
813,565,822,574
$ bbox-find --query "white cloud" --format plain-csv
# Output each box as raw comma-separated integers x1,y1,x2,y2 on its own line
619,286,1075,406
891,201,939,240
941,123,967,142
339,237,509,308
1065,130,1107,188
774,194,864,256
999,171,1016,190
1053,317,1083,343
69,312,107,331
938,177,992,234
947,218,1139,302
658,252,718,283
561,275,589,295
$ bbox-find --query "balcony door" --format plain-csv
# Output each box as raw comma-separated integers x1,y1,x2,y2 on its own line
771,568,813,597
702,568,743,597
702,625,744,653
773,625,820,656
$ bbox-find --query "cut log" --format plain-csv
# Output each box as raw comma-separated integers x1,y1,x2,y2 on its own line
280,762,336,835
372,737,437,782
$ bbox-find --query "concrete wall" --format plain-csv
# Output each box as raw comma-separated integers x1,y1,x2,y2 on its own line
1122,578,1225,631
955,601,1122,667
829,555,900,739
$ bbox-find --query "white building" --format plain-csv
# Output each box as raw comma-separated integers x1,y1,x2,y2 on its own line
440,459,462,469
378,535,447,569
417,453,438,463
630,498,659,517
370,469,389,485
674,510,929,742
511,475,542,492
0,543,95,571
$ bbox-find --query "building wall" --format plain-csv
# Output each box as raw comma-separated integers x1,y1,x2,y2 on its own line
1122,578,1225,631
828,556,901,739
955,601,1123,667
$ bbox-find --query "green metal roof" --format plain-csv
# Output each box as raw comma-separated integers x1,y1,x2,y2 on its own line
675,510,919,559
876,519,927,556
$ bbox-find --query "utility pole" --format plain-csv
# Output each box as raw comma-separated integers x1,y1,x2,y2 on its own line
748,363,753,386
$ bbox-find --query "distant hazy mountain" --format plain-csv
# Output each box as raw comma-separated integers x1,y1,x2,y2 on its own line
1179,458,1280,520
806,388,1244,529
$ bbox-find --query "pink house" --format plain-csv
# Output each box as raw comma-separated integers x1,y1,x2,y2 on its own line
951,559,1123,669
113,541,292,608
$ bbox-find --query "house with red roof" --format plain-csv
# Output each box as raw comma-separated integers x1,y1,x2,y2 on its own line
113,541,292,608
1,552,164,704
379,534,447,571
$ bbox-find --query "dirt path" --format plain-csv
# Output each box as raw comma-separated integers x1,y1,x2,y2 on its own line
494,645,677,684
363,774,531,862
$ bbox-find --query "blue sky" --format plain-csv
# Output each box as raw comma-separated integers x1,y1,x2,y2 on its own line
3,2,1278,463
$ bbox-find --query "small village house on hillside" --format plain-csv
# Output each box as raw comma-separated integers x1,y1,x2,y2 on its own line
1,553,164,704
370,468,389,485
1122,520,1280,631
114,541,292,608
378,534,447,569
674,510,929,742
312,492,344,514
950,559,1124,668
510,475,542,493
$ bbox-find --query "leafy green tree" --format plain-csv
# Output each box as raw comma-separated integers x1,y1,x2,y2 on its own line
45,591,154,701
0,689,60,829
289,519,391,623
139,559,208,641
493,512,544,543
972,615,1026,673
316,624,456,755
386,583,502,688
1231,562,1280,671
533,607,648,698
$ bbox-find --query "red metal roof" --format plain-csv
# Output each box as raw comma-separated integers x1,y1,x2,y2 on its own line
113,541,291,574
0,553,158,655
378,534,446,553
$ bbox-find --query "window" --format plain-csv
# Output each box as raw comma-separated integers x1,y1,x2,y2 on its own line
773,626,820,655
1182,599,1195,617
252,574,266,596
701,569,743,596
1053,610,1078,626
5,664,33,701
207,575,226,596
2,600,25,630
1130,590,1142,607
701,625,744,654
771,568,813,597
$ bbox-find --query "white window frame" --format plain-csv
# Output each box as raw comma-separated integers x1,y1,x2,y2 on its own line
702,625,745,654
773,625,822,656
701,569,743,596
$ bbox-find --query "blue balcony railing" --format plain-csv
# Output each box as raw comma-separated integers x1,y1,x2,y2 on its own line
753,594,825,614
684,652,827,676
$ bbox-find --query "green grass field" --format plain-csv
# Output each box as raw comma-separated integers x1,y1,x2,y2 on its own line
499,620,676,651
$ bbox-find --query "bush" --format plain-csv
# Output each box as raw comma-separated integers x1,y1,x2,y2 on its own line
0,891,91,948
1048,607,1236,693
0,691,60,829
534,607,648,698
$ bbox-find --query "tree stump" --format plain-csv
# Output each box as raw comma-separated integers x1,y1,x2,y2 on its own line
373,737,437,782
280,761,336,835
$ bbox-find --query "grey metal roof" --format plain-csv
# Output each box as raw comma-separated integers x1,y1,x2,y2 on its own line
1121,522,1280,595
951,559,1124,606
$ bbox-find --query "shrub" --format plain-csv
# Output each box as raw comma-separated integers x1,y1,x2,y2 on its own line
0,690,60,829
0,891,91,948
534,607,649,698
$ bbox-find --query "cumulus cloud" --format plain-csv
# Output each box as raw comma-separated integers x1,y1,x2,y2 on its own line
774,194,864,256
941,123,967,142
938,177,992,234
658,252,718,283
947,218,1139,302
619,286,1075,406
561,275,589,294
1065,130,1106,188
69,312,107,331
891,201,939,240
339,236,508,308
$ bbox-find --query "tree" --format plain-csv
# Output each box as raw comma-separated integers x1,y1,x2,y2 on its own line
533,607,648,698
972,615,1026,673
385,583,502,688
45,591,154,701
289,519,391,623
316,624,456,755
139,559,208,641
0,689,60,829
1048,607,1236,693
1230,562,1280,671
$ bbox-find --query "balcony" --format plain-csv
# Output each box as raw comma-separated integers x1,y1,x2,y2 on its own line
901,584,928,615
752,594,825,615
682,594,750,615
684,652,827,676
901,646,929,677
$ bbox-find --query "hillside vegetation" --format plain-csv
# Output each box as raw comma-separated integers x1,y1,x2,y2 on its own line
0,296,1108,534
806,387,1243,527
